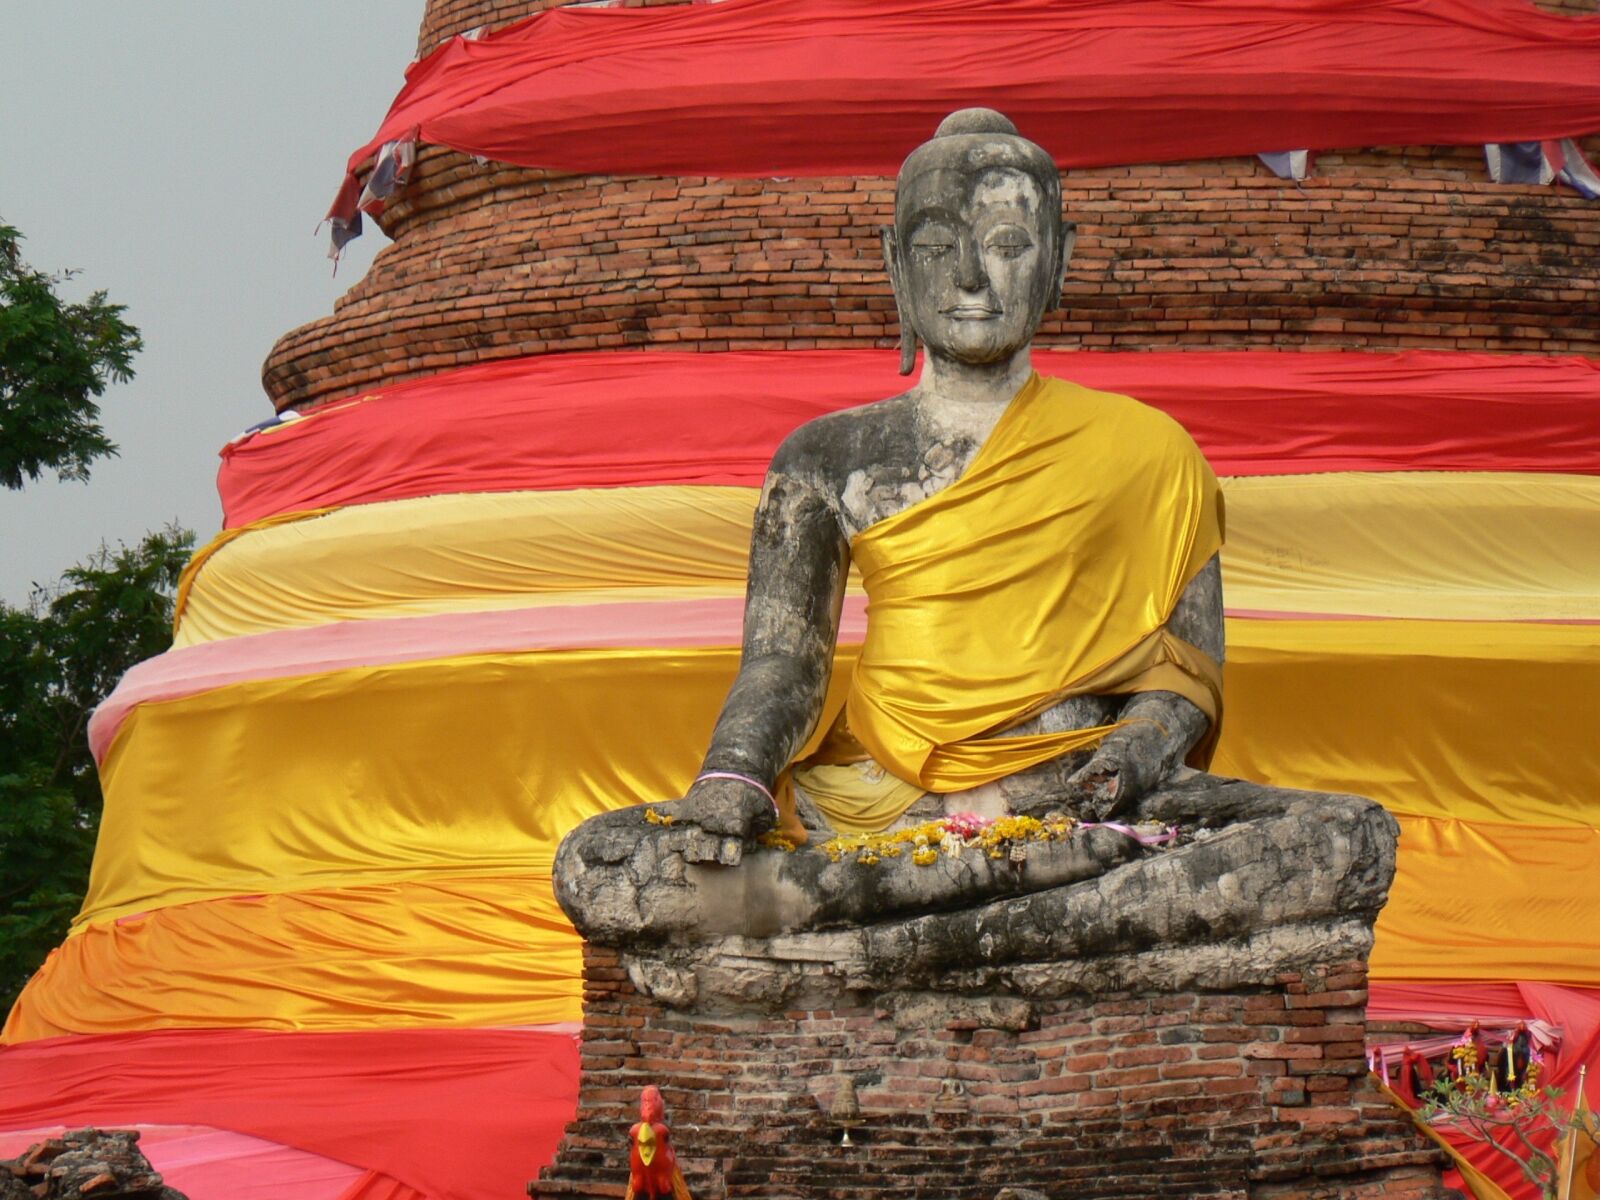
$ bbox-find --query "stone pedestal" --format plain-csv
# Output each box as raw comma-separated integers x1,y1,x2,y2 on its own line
533,948,1453,1200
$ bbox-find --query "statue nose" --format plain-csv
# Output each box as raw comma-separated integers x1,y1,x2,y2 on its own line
954,236,989,292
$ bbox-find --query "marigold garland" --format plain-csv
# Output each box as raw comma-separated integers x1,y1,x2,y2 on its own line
814,812,1178,867
693,809,1179,865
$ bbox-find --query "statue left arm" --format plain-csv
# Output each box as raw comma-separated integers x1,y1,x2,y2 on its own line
1067,553,1224,819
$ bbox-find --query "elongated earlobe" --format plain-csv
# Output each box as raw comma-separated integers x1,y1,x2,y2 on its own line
882,225,918,375
1055,220,1078,312
897,323,917,376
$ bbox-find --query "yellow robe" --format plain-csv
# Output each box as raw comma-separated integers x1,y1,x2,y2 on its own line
791,372,1224,835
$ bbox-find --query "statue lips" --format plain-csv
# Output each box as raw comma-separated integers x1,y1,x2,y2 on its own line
932,294,1012,362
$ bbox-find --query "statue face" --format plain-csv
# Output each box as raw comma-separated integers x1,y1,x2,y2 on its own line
892,164,1059,367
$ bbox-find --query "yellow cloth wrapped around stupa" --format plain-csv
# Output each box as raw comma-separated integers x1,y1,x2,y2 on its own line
793,372,1225,833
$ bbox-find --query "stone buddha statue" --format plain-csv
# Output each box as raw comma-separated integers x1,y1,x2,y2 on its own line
554,110,1396,995
675,107,1224,846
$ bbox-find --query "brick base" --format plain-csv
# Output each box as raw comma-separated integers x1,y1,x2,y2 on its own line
532,948,1454,1200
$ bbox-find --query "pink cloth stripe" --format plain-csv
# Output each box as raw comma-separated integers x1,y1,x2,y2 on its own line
91,599,1589,765
89,596,869,763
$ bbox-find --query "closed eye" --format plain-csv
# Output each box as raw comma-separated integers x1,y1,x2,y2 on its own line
985,223,1035,258
986,238,1034,258
909,219,958,257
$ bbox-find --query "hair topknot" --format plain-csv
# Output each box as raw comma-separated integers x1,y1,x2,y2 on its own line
934,108,1019,138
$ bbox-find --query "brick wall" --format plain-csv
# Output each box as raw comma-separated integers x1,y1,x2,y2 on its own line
531,948,1451,1200
268,145,1600,410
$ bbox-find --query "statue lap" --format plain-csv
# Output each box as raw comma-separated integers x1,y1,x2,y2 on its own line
554,770,1397,1006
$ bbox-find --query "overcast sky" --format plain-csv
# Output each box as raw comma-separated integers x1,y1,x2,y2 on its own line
0,4,419,603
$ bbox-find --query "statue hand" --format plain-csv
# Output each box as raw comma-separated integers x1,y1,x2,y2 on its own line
671,775,779,841
1063,748,1160,822
1063,702,1194,821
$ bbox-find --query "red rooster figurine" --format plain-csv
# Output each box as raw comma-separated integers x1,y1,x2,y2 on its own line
624,1085,693,1200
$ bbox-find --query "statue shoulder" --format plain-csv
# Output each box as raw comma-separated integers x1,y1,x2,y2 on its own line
767,392,918,485
1042,377,1209,468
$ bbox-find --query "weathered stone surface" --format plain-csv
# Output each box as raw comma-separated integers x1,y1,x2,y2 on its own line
888,992,1033,1033
0,1130,186,1200
853,785,1392,984
555,771,1398,1010
555,805,1142,944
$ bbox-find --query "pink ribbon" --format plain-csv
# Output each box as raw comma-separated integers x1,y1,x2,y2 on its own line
1081,821,1180,848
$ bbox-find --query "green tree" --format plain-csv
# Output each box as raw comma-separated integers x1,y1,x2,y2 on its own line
0,527,194,1010
0,217,184,1013
0,222,142,489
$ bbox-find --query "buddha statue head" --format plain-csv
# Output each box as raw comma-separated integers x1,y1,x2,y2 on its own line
883,109,1074,375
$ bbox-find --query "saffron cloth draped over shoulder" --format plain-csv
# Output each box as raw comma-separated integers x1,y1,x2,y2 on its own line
799,372,1225,805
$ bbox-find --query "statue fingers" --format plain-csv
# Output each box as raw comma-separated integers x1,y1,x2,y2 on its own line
1064,749,1121,790
677,777,778,840
1086,772,1128,822
1064,751,1129,821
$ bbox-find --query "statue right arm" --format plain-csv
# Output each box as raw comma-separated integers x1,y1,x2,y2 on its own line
683,441,850,826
